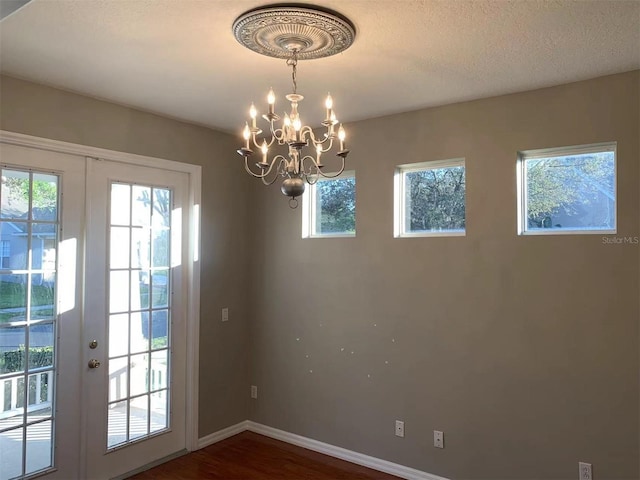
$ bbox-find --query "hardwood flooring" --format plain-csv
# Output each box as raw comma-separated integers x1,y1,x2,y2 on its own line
128,431,401,479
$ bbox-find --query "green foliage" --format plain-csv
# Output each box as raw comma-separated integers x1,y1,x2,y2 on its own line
315,176,356,234
4,177,57,209
0,346,53,374
526,152,614,228
406,166,465,231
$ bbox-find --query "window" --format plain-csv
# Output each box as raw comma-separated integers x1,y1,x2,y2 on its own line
0,240,9,268
394,159,466,237
518,143,616,235
302,172,355,237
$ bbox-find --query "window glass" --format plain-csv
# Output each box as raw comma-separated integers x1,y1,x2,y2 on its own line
395,159,466,237
520,145,615,234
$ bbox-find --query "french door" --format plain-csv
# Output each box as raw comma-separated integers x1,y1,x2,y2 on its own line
0,138,198,480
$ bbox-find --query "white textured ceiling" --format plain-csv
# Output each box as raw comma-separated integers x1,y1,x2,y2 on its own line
1,0,639,134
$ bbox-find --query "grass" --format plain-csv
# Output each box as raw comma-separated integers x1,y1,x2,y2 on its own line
0,281,54,324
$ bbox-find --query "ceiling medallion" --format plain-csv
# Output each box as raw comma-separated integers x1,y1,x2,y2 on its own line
232,5,356,208
232,5,356,60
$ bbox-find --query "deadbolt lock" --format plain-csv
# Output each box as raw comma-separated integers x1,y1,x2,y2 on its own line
89,340,98,349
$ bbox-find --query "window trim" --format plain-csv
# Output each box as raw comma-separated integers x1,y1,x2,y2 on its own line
302,170,356,238
394,158,466,238
517,142,617,236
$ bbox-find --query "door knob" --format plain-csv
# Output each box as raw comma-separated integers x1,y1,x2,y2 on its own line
88,359,101,369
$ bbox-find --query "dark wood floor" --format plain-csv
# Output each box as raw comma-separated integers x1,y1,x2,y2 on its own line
129,431,401,479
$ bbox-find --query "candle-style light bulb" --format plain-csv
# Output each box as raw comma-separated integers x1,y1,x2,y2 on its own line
325,94,333,110
293,116,302,142
267,88,275,115
261,139,268,161
328,111,337,135
249,103,257,128
243,122,250,149
316,143,322,158
338,124,346,150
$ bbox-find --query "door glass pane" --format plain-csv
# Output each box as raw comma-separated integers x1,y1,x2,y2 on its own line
0,169,58,478
151,270,169,309
111,184,131,226
132,227,150,269
129,394,149,441
109,357,128,402
151,310,168,350
109,314,129,358
107,182,172,449
129,353,148,397
1,169,30,219
30,274,55,322
31,174,58,222
25,420,52,475
150,350,167,391
132,186,151,227
150,391,167,433
107,401,127,448
0,274,27,324
28,324,54,369
110,227,130,269
130,312,148,355
0,326,25,374
0,222,28,270
109,270,129,313
0,427,23,479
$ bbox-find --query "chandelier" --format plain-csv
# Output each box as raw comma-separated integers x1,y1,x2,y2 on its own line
232,5,356,208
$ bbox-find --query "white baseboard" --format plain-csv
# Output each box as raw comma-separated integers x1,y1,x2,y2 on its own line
246,421,449,480
197,420,448,480
197,420,249,449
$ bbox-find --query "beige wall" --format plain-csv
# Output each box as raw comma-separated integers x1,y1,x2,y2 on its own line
247,71,640,479
1,71,638,479
0,74,252,436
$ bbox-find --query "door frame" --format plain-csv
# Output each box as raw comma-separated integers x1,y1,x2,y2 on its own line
0,130,201,473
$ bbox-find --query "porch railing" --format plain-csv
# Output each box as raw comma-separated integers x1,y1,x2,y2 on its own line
0,371,52,419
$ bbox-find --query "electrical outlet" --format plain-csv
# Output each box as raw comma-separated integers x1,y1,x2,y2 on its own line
222,307,229,322
250,385,258,399
579,462,592,480
434,430,444,448
395,420,404,437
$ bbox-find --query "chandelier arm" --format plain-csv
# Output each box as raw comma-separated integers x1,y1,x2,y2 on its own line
300,126,315,141
244,157,271,179
299,155,319,177
314,137,335,153
257,156,287,186
314,158,347,179
270,123,286,144
252,132,278,150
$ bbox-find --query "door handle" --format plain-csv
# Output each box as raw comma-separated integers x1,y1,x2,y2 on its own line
88,359,101,369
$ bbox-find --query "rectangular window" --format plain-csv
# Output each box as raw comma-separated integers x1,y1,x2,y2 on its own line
0,240,9,269
517,143,616,235
394,159,466,237
302,172,355,238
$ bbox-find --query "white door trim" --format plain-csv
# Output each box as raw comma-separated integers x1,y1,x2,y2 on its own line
0,130,201,453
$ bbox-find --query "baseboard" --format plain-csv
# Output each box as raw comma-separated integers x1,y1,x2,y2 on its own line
246,421,449,480
197,420,448,480
197,420,249,449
